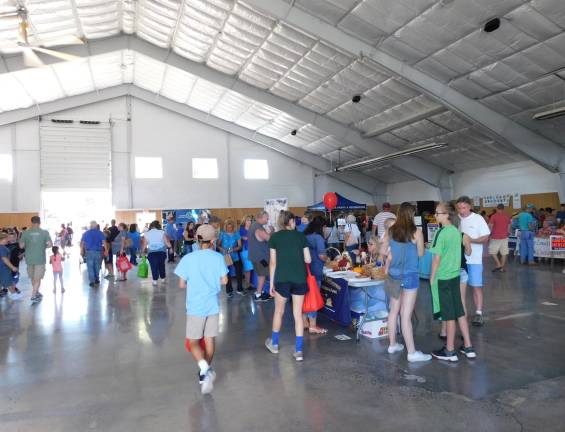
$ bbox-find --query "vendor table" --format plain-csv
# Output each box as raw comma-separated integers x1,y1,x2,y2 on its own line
320,271,388,341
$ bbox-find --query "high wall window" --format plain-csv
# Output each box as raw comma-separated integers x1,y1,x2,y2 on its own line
244,159,268,180
135,157,163,179
0,154,13,181
192,158,218,179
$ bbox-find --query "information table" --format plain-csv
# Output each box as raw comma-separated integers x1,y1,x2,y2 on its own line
320,271,388,340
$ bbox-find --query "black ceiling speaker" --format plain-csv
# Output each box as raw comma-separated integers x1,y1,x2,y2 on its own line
291,129,297,136
484,18,501,33
352,94,362,103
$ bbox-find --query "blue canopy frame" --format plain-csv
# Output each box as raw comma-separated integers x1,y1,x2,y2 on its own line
307,193,367,212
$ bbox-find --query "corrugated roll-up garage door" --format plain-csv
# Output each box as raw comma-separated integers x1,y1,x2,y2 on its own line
40,122,111,189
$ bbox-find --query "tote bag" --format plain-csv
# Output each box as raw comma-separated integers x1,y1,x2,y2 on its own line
303,264,324,313
137,256,149,278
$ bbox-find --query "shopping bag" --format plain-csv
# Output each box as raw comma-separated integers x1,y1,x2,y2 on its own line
224,253,234,267
303,264,324,313
137,256,149,278
117,254,133,272
240,249,254,272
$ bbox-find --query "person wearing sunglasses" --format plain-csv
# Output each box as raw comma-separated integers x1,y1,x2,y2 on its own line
430,202,476,362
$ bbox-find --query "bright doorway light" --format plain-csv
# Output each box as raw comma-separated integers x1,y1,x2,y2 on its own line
244,159,269,179
41,190,113,239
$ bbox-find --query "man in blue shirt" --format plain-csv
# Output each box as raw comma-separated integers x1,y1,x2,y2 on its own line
165,215,178,263
175,224,228,395
80,221,106,286
517,204,537,265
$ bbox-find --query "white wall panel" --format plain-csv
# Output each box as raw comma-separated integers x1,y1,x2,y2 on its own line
387,180,442,203
453,161,562,199
228,135,315,207
130,99,230,209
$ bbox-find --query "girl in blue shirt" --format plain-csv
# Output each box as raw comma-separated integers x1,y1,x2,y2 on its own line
303,216,328,334
218,220,243,297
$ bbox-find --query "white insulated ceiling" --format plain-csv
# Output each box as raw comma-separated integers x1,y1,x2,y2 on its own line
0,0,564,182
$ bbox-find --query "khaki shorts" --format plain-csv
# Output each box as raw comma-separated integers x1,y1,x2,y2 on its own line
27,264,46,280
252,260,269,277
489,238,509,256
186,314,219,340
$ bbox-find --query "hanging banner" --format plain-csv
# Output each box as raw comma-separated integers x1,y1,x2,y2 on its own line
482,194,511,208
162,209,211,226
264,198,288,230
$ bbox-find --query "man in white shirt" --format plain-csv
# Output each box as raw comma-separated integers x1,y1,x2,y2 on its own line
456,196,491,327
371,202,396,239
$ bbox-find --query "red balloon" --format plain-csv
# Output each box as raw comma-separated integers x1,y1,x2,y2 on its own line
323,192,338,211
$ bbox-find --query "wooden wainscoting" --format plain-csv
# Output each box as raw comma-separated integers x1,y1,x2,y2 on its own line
0,213,39,229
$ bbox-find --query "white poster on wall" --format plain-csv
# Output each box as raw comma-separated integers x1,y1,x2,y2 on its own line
264,198,288,231
473,196,481,207
513,193,521,209
482,194,511,208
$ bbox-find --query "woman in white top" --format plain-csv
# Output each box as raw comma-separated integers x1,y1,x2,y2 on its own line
344,214,361,255
141,220,171,286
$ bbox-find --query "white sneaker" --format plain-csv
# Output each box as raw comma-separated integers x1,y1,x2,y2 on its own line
9,292,22,301
152,280,157,286
387,343,404,354
408,351,432,363
201,369,215,394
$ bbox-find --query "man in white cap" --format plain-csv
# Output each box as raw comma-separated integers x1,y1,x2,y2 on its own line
175,224,228,395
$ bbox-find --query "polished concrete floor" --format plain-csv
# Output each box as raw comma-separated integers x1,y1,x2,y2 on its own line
1,252,565,431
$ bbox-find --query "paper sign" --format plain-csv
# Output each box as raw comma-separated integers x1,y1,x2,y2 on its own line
550,235,565,252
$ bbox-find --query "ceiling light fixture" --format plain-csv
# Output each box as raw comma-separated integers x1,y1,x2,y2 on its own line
483,18,501,33
533,106,565,121
317,142,447,175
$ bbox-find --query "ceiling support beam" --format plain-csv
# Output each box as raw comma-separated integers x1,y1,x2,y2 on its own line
0,81,380,196
363,105,446,138
0,34,448,186
0,85,130,126
245,0,565,173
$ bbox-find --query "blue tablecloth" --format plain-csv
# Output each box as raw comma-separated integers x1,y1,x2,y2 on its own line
320,277,387,326
419,249,433,279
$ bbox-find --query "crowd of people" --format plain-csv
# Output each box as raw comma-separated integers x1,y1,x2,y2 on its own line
1,198,564,394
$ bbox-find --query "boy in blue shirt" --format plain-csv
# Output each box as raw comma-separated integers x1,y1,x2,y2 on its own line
175,224,228,395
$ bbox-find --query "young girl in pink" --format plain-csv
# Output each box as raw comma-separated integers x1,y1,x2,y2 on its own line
50,246,65,293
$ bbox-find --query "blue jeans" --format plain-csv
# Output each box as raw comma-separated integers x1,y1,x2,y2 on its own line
148,251,166,281
85,250,102,283
520,231,535,263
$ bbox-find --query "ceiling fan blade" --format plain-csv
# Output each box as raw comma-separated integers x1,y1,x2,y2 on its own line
22,47,44,67
31,46,80,62
40,35,84,47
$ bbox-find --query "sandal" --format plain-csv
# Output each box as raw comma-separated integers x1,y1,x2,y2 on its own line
309,327,328,335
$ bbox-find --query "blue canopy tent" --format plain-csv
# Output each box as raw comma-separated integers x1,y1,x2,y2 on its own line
307,193,367,212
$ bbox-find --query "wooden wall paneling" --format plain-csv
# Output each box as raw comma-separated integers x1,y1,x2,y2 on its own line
0,213,39,229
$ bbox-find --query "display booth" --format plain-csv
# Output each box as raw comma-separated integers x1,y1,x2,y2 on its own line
307,193,367,212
